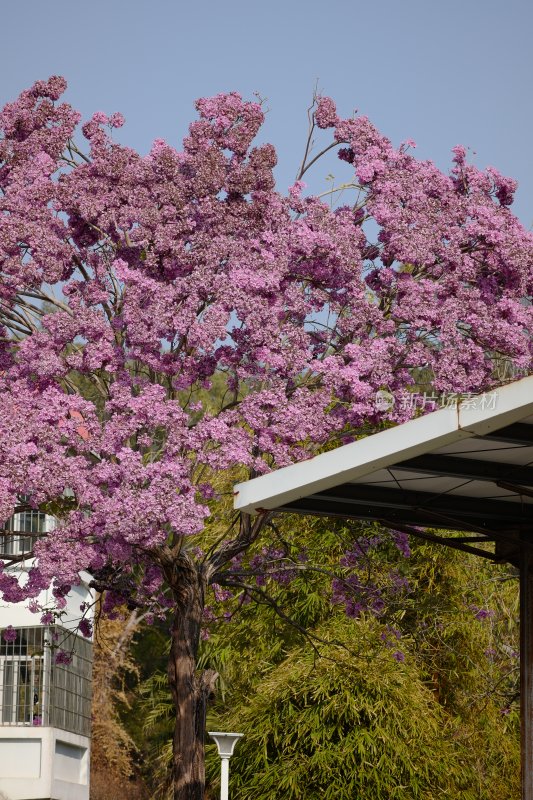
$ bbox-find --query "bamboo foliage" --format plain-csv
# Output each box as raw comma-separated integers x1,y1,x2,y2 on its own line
212,613,518,800
125,520,519,799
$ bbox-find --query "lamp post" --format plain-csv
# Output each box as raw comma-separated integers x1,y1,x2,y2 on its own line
208,732,243,800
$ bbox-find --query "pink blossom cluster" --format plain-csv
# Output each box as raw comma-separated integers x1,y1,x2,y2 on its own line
0,79,531,616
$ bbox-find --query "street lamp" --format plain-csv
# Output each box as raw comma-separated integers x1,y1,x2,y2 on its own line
208,732,243,800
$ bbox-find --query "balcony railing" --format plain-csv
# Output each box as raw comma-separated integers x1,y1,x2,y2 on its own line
0,626,92,737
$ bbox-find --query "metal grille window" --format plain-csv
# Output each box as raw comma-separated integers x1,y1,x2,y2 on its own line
0,626,92,736
0,627,47,726
0,498,56,559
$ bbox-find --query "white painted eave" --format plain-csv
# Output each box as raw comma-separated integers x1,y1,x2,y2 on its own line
234,376,533,515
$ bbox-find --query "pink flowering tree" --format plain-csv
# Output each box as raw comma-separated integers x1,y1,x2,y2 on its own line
0,78,531,799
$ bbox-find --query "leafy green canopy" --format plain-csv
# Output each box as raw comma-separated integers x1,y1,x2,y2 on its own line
130,518,519,799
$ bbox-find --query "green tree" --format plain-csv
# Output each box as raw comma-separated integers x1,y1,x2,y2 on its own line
126,518,519,799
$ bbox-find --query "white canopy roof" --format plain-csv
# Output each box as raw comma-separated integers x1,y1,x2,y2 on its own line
234,376,533,563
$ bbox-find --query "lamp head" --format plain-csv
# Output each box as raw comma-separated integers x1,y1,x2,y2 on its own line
208,732,243,758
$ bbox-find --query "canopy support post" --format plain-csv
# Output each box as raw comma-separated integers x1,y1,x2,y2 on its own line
521,543,533,800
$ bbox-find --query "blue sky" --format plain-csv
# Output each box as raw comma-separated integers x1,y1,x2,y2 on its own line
1,0,532,224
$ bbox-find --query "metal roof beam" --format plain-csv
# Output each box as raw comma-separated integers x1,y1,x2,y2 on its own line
282,497,512,535
483,423,533,445
396,454,533,486
313,483,533,522
377,521,498,561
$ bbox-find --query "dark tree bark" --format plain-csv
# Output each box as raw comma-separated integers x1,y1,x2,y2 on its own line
164,514,269,800
167,560,216,800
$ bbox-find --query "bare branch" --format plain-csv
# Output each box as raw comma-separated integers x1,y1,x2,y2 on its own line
296,94,318,182
19,290,75,318
206,511,272,578
297,141,342,181
67,140,91,165
216,577,372,663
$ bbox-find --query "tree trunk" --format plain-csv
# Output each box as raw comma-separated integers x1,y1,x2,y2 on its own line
167,563,216,800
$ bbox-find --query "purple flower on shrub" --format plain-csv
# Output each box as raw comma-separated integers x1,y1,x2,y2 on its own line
78,619,92,638
392,651,405,662
470,605,495,620
2,626,17,642
54,650,72,665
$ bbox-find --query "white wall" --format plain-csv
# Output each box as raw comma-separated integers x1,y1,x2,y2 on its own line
0,727,90,800
0,568,94,635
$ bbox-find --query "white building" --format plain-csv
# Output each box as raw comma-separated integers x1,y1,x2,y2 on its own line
0,504,93,800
